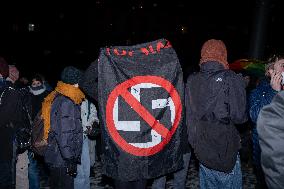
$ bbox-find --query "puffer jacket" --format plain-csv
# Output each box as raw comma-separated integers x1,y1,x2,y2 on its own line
44,95,83,167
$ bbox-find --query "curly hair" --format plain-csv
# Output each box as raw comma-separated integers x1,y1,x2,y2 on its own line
265,54,284,77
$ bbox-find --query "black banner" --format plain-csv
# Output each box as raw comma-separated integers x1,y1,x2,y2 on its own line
98,39,184,181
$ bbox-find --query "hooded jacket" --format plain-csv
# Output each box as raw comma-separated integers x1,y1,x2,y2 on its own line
44,82,85,167
185,61,247,172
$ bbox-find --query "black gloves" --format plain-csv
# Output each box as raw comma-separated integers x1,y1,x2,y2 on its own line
85,122,100,138
66,159,77,177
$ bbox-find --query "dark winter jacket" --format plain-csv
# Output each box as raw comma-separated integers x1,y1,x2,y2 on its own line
257,91,284,189
249,79,277,167
0,79,30,161
185,61,247,172
44,95,83,167
249,79,277,123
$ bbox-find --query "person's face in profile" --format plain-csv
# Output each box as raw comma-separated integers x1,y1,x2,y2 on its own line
273,58,284,73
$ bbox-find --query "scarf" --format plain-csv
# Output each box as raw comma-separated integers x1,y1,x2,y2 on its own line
29,85,46,96
42,81,85,140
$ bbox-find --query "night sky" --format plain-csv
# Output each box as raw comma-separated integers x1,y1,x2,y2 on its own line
0,0,283,86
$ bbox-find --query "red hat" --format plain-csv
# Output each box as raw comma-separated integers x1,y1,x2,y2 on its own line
200,39,229,69
0,56,9,78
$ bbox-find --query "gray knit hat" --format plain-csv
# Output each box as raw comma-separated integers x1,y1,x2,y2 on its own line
61,66,83,85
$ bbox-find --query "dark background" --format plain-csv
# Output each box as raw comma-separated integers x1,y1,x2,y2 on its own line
0,0,283,86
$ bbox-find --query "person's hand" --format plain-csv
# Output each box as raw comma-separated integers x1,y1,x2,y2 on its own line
84,126,92,135
66,160,77,177
269,69,282,91
85,123,100,137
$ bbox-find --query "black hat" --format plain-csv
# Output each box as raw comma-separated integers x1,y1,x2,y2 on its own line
61,66,83,85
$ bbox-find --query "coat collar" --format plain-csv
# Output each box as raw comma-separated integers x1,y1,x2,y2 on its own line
200,61,226,73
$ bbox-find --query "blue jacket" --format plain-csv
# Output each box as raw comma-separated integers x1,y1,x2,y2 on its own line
249,79,277,166
249,79,277,124
44,95,83,167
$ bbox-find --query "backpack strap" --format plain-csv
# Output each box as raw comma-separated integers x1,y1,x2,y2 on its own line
201,70,230,122
223,71,230,122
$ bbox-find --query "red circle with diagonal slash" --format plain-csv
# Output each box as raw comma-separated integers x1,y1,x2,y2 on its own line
106,75,182,156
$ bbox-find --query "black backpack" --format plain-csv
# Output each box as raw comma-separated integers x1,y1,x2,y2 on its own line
31,93,61,156
31,109,47,156
187,70,241,173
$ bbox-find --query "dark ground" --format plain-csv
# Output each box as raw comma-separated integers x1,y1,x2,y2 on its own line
39,156,257,189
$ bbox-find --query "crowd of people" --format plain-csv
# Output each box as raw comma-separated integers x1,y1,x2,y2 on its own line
0,38,283,189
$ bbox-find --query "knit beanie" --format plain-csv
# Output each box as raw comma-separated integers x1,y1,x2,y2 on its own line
200,39,229,69
7,65,19,82
0,56,9,79
61,66,83,85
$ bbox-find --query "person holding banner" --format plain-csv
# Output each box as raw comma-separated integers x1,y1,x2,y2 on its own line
80,39,185,189
151,122,191,189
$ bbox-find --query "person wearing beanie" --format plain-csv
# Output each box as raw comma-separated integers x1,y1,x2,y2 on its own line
185,39,247,188
43,66,85,189
199,39,229,69
61,66,83,85
0,57,31,188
